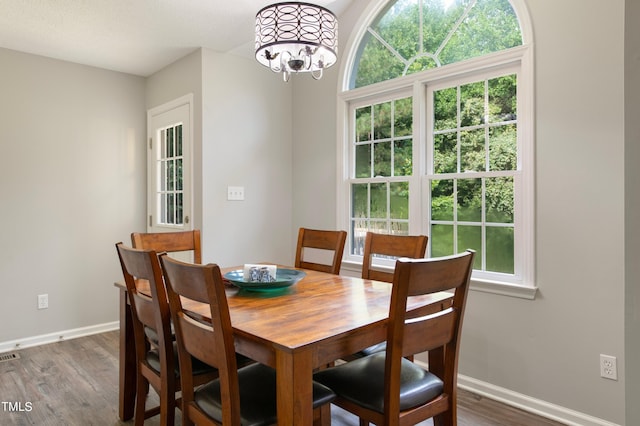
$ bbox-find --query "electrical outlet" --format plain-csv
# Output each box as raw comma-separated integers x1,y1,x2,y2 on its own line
227,186,245,201
37,294,48,310
600,354,618,380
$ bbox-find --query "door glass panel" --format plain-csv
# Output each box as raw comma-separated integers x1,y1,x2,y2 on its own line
157,124,184,226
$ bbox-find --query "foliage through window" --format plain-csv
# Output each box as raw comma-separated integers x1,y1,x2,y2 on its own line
352,97,413,254
429,74,517,274
343,0,532,288
351,0,522,89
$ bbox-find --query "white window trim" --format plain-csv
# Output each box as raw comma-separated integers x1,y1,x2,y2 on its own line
336,46,537,299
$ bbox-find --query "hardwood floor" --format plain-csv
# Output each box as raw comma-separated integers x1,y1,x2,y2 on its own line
0,331,565,425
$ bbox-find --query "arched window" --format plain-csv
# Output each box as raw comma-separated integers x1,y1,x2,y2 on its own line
351,0,522,88
338,0,535,296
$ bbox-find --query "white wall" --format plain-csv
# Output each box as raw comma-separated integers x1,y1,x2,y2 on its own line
200,49,294,266
0,47,146,343
146,49,294,267
293,0,628,424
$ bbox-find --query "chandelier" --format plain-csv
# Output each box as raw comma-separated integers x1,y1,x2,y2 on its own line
255,2,338,82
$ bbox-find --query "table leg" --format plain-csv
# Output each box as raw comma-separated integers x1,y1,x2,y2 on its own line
118,288,136,421
275,348,314,425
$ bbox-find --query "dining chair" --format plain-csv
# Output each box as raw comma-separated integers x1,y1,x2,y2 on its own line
346,232,429,360
115,243,217,426
314,250,475,426
131,229,202,264
159,254,336,426
294,227,347,275
361,232,428,283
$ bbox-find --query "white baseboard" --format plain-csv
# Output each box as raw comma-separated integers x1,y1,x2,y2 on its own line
457,374,620,426
0,322,119,354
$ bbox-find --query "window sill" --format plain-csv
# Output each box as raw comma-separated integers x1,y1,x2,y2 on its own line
340,261,537,300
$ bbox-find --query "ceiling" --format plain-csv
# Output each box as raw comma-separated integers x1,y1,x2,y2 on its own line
0,0,352,77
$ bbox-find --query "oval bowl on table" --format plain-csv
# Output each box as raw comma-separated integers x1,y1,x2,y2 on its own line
223,268,306,292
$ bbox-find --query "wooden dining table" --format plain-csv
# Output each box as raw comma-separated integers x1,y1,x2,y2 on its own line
115,265,452,425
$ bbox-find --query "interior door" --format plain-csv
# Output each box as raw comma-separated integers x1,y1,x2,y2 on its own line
147,94,193,234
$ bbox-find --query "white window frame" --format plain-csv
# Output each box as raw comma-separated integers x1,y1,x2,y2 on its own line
337,46,536,299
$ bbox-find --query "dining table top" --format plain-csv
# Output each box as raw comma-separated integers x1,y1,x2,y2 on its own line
118,264,451,355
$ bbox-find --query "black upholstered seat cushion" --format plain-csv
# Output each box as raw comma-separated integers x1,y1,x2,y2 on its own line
146,342,217,377
356,341,387,357
194,363,335,426
144,324,176,345
313,352,443,413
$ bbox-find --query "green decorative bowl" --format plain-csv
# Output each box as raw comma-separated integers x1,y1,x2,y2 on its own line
223,268,306,292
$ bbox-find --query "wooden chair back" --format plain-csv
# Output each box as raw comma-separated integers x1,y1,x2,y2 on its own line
384,250,475,425
131,230,202,264
115,242,177,425
159,254,241,425
361,232,428,283
295,227,347,275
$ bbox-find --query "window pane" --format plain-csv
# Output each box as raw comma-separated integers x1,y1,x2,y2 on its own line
356,106,372,142
160,160,167,191
488,74,517,123
394,97,413,137
431,179,454,221
390,221,409,235
486,176,514,223
374,141,392,177
372,0,419,61
167,159,175,191
390,182,409,219
489,124,516,171
460,81,485,127
457,178,482,222
434,132,457,174
486,226,514,274
176,158,183,191
422,0,468,53
460,129,485,172
354,35,406,88
166,193,175,224
352,183,368,219
431,224,454,257
394,139,412,176
370,183,387,218
159,194,166,223
355,144,372,178
457,225,482,269
167,128,174,158
374,102,392,139
176,124,183,156
160,130,167,160
369,220,389,235
176,193,183,225
434,87,457,131
439,0,522,66
352,218,367,256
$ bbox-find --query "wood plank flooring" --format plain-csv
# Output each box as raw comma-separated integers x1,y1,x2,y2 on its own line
0,331,565,425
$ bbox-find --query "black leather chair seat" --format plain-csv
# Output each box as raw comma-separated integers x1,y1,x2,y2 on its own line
314,352,443,413
194,363,335,426
146,342,217,377
356,341,387,357
144,324,175,345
